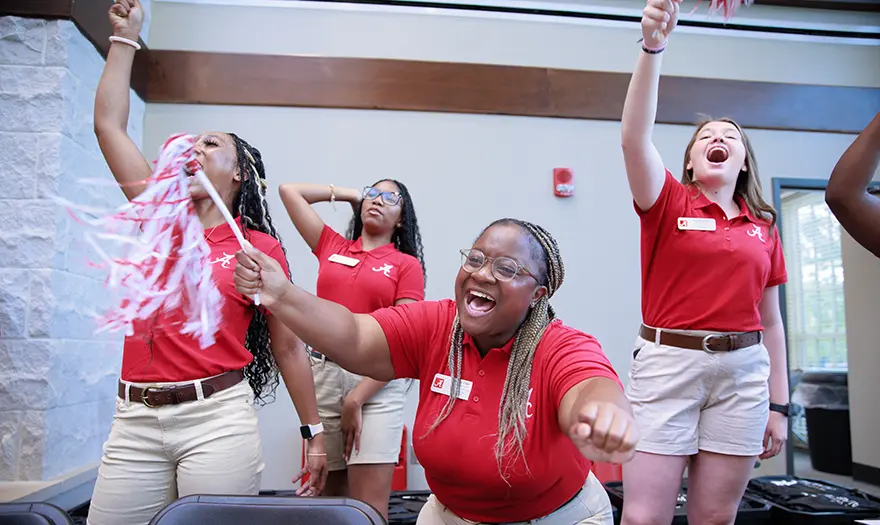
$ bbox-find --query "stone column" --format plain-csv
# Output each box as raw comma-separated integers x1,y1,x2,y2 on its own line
0,9,148,484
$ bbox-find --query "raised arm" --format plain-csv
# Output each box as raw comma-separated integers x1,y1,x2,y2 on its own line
825,111,880,257
234,248,395,380
621,0,681,211
94,0,152,202
278,184,362,252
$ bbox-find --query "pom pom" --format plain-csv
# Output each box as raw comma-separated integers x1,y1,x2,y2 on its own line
692,0,754,22
59,133,224,348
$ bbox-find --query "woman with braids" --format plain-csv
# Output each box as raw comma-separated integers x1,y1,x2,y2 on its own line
277,180,425,518
234,217,638,524
87,2,326,524
618,2,789,524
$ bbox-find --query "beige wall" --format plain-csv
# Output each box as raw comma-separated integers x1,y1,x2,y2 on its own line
143,0,879,490
841,231,880,473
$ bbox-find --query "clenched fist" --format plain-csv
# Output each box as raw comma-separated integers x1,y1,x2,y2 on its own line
109,0,144,42
568,401,639,464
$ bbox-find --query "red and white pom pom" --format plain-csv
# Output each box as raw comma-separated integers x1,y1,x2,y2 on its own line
60,133,224,348
692,0,754,21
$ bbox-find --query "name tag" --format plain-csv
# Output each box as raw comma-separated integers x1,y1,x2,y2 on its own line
677,217,716,231
430,373,473,401
329,254,359,267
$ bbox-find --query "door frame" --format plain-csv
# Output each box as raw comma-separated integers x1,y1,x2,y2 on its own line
772,177,880,476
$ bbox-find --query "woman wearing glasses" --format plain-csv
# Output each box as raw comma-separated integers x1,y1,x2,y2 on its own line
233,217,636,525
278,179,426,518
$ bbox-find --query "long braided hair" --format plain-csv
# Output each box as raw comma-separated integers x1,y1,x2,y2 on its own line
425,218,565,480
227,133,286,406
345,179,427,283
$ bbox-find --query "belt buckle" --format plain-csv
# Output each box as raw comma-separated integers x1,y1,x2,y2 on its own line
701,334,729,353
141,386,162,408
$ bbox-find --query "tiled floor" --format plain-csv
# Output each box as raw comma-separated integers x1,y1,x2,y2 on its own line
794,449,880,498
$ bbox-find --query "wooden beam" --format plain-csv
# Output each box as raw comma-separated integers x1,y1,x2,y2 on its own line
0,0,71,18
142,50,880,134
757,0,880,12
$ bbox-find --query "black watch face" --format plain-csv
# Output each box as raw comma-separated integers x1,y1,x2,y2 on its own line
300,427,311,439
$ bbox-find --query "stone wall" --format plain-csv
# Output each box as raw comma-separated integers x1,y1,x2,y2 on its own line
0,14,146,482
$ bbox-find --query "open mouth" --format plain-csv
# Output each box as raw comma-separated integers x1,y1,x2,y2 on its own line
707,145,729,164
367,208,382,217
465,289,496,317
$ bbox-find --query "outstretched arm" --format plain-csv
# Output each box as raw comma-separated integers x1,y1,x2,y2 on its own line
278,184,361,252
234,248,395,380
559,377,638,464
825,111,880,257
94,0,152,201
621,0,681,211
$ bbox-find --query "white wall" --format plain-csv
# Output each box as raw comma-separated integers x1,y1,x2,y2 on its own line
841,231,880,474
143,0,879,491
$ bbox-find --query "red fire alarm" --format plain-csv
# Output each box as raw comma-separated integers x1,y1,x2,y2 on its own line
553,168,574,197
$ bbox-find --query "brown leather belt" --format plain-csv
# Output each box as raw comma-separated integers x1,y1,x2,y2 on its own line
119,369,245,408
639,324,762,353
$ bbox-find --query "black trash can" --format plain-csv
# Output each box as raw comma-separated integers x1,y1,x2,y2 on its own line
388,490,431,524
794,371,851,476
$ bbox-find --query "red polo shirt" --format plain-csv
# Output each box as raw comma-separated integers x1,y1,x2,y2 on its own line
121,218,290,382
313,225,424,312
371,299,622,522
637,170,787,332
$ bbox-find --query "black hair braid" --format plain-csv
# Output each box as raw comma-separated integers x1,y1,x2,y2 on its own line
345,179,427,283
228,133,286,406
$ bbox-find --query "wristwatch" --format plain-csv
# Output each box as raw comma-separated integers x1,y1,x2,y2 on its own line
769,403,791,417
300,422,324,440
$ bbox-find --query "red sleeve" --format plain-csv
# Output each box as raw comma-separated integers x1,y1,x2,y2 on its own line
250,236,290,316
395,256,425,302
313,224,349,260
634,169,690,223
766,226,788,288
370,300,450,380
545,326,623,410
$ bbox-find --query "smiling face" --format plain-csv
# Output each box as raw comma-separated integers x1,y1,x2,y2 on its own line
684,120,749,190
360,180,404,237
454,223,547,351
188,132,242,209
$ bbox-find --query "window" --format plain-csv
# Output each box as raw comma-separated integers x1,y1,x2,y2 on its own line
780,189,848,373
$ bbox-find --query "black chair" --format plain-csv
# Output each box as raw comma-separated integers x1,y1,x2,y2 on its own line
149,495,387,525
0,502,74,525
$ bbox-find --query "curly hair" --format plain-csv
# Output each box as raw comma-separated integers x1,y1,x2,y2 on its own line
227,133,287,406
345,179,426,283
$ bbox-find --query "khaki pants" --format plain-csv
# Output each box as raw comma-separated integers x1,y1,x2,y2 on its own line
87,379,264,525
416,472,614,525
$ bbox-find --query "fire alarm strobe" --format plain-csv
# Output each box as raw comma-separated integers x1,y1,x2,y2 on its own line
553,168,574,197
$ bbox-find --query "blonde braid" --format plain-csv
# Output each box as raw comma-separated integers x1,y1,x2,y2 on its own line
423,219,565,482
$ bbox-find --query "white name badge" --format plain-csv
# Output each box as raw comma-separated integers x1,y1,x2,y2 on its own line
329,254,360,267
430,373,473,401
677,217,716,231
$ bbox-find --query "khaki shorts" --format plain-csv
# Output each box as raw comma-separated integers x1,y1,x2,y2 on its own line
310,354,408,471
626,330,771,457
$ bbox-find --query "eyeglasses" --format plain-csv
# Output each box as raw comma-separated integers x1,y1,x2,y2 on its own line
363,186,402,206
459,249,539,283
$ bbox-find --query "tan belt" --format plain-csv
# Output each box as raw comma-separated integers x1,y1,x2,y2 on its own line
639,324,762,353
119,369,245,408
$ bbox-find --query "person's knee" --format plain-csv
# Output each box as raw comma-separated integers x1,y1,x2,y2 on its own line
687,502,737,525
620,501,673,525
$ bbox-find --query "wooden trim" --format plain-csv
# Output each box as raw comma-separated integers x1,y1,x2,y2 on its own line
141,50,880,134
0,0,71,18
758,0,880,11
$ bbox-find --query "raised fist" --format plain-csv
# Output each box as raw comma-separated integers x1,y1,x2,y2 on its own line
109,0,144,42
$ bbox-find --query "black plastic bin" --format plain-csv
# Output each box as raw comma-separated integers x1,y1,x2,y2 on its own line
746,475,880,524
388,490,431,524
604,480,772,524
794,371,852,476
